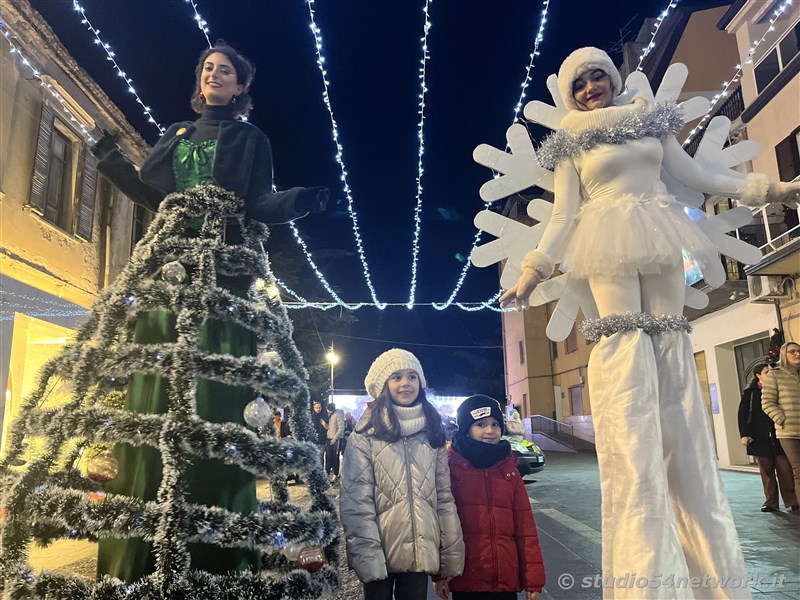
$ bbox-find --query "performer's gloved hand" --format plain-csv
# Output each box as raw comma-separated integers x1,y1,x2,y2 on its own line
499,266,542,311
90,129,120,160
296,186,330,215
766,181,800,209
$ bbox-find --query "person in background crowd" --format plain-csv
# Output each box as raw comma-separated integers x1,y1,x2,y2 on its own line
762,342,800,510
340,411,356,456
326,402,345,483
273,409,285,440
340,348,464,600
312,400,329,467
434,395,544,600
738,364,798,512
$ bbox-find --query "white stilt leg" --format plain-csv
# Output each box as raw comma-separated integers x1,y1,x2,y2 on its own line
589,328,692,599
652,330,751,600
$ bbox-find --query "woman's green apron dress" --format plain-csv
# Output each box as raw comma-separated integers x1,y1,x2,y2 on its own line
97,140,261,581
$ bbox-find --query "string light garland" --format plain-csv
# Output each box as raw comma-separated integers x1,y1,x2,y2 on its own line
71,1,165,135
683,0,793,147
636,1,680,71
406,0,434,309
511,0,552,124
287,222,367,310
305,0,386,309
184,0,212,48
281,298,506,312
0,23,96,143
432,0,554,310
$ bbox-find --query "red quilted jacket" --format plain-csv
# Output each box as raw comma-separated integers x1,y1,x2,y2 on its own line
446,447,545,593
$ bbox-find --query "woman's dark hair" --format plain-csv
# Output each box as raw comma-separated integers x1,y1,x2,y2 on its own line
357,387,446,448
191,42,255,118
750,363,769,387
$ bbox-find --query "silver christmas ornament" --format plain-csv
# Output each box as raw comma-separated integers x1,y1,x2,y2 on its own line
243,396,270,428
257,351,281,369
161,261,187,284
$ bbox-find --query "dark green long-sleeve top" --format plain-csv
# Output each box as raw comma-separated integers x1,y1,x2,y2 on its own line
96,106,308,223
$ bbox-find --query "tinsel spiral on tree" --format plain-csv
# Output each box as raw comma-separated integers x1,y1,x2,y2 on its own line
0,185,338,599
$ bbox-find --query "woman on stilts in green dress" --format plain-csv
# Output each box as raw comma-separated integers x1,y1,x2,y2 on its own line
91,42,329,583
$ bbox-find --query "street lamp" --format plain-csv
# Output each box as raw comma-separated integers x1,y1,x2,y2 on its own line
325,344,339,391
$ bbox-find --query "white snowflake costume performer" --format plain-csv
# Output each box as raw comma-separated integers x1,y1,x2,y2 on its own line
471,48,800,600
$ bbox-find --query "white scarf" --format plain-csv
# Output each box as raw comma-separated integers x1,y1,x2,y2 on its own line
392,402,427,437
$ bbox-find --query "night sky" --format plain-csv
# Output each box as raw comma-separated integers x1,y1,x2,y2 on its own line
29,0,668,397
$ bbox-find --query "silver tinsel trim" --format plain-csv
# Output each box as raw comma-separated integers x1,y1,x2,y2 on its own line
0,184,337,597
537,103,685,170
579,312,692,343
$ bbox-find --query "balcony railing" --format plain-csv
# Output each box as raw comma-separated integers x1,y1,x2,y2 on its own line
747,174,800,260
685,86,744,157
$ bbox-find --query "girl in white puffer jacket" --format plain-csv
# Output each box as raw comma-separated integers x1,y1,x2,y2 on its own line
340,349,464,600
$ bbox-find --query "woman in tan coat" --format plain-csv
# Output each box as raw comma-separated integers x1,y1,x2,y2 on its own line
762,341,800,506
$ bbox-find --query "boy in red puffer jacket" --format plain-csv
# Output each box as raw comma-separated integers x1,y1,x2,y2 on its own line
434,395,545,600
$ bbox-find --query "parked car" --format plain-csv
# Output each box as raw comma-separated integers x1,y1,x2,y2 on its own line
505,436,545,475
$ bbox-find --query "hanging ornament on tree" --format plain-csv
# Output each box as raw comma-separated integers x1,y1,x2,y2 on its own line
258,351,281,369
265,284,281,302
243,396,270,429
281,543,302,562
161,261,187,285
297,545,325,572
87,453,120,483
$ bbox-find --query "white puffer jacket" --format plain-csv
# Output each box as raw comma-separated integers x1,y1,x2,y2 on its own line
339,408,464,583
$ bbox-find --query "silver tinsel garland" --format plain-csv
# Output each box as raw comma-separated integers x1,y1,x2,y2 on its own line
536,103,685,170
579,312,692,343
0,185,336,598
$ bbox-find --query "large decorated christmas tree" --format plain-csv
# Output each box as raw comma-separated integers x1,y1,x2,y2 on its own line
0,186,337,599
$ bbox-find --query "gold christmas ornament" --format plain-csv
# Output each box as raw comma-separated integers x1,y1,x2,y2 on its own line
87,453,120,483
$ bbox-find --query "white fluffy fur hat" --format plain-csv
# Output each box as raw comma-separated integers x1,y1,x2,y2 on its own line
364,348,427,400
558,47,622,111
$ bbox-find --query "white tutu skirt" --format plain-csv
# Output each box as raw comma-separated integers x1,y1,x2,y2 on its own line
560,192,719,279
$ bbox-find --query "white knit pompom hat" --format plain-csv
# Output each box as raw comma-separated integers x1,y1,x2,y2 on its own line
557,47,622,111
364,348,427,400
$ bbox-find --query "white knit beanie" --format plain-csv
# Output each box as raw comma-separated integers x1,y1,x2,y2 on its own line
364,349,427,400
557,47,622,111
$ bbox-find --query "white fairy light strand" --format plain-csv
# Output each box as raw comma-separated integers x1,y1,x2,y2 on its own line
511,0,551,123
433,0,554,311
636,1,679,71
288,222,367,310
305,0,386,309
71,1,165,134
407,0,434,309
184,0,212,48
0,23,96,143
281,299,505,311
683,0,792,147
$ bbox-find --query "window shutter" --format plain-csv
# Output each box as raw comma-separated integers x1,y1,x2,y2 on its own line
76,149,97,241
29,103,55,212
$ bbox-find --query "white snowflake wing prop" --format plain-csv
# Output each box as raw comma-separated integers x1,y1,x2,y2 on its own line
523,74,568,131
629,63,763,288
473,125,554,201
472,199,553,289
471,62,764,338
